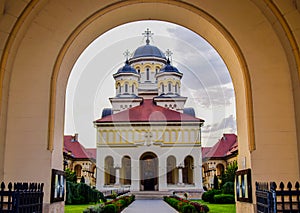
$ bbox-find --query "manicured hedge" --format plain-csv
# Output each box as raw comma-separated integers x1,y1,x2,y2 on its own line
103,204,117,213
164,196,209,213
221,181,234,195
66,181,105,205
83,195,135,213
202,189,221,203
182,204,196,213
202,188,235,204
214,194,235,204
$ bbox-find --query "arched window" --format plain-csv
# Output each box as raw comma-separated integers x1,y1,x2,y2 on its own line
167,156,177,184
132,85,135,94
161,84,164,93
121,156,131,185
216,164,225,176
105,156,115,185
125,83,128,93
168,82,172,93
146,68,150,80
183,156,194,184
118,84,121,94
74,164,82,178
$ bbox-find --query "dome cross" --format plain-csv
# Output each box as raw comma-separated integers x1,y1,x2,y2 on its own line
123,49,131,61
165,49,173,61
142,28,153,45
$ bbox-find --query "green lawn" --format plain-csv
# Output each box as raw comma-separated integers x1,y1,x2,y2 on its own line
196,200,236,213
65,204,94,213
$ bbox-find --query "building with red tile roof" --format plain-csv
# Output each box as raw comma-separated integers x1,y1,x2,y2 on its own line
202,134,238,190
94,30,204,193
64,134,96,186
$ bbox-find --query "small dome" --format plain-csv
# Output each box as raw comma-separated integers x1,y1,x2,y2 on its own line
160,59,181,73
101,108,112,118
183,108,196,117
131,44,166,59
117,61,137,74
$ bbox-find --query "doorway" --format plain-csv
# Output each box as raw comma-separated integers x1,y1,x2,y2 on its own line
140,152,158,191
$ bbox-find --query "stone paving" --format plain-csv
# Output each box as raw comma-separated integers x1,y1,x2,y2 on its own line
122,199,178,213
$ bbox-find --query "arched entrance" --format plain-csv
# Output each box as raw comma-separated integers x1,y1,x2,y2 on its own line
140,152,158,191
0,1,299,212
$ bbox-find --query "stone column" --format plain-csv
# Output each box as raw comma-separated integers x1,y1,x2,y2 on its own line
194,164,202,188
115,166,120,186
177,165,184,186
96,166,105,191
159,156,167,191
131,159,139,191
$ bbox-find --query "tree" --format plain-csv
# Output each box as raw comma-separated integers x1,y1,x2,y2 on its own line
80,176,85,183
65,168,77,183
220,161,238,186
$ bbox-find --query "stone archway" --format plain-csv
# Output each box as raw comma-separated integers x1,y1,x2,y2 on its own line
140,152,158,191
0,1,299,212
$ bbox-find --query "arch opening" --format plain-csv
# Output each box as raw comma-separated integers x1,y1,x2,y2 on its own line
140,152,158,191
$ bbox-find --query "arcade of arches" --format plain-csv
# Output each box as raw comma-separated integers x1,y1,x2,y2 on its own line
0,1,299,212
102,153,195,191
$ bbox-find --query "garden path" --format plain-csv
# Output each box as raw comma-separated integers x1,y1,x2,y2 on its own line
121,200,178,213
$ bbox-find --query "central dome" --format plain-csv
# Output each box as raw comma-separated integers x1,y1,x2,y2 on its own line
131,44,166,59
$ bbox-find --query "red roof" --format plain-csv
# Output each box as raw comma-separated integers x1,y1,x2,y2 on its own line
202,147,212,157
95,99,204,124
64,136,96,160
202,134,237,158
86,148,96,159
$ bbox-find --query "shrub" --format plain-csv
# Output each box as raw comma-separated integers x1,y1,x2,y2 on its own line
214,194,235,204
222,181,234,195
164,196,209,213
65,181,105,205
71,195,85,204
114,199,126,212
182,204,196,213
190,202,209,213
123,196,132,206
202,189,222,203
83,205,104,213
177,201,188,212
83,195,134,213
111,191,118,199
103,204,117,213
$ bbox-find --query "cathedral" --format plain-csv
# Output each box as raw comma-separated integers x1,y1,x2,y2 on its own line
94,29,204,192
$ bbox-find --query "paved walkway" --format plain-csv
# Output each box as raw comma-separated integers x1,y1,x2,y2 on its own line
122,200,178,213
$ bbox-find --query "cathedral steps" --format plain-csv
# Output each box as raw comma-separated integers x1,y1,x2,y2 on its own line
131,191,173,200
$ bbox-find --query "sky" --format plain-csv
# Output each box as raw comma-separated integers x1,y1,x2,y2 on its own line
64,20,236,148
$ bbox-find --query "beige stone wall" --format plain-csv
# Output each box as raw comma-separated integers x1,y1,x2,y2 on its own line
0,1,299,212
